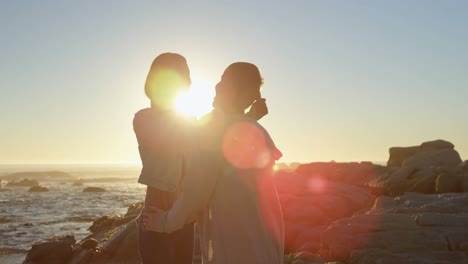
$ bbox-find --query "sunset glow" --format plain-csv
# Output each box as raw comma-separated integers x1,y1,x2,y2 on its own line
175,78,215,119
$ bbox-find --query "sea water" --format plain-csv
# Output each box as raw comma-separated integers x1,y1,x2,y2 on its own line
0,164,145,263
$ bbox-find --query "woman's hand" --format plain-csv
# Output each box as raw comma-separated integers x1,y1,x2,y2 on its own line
141,207,165,232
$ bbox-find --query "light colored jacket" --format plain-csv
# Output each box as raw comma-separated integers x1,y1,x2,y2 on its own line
154,110,284,264
133,107,194,192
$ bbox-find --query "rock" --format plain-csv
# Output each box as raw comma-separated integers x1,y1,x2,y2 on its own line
435,172,461,193
0,216,15,223
319,193,468,263
387,146,420,167
89,203,142,234
28,186,49,192
69,221,140,264
295,162,383,187
72,180,84,186
370,167,438,196
458,160,468,173
23,203,142,264
83,186,106,192
125,202,144,217
23,235,76,264
292,227,327,253
350,249,468,264
89,215,125,233
372,140,463,196
420,139,455,150
277,175,376,254
371,196,398,210
6,178,39,187
1,171,74,182
415,213,468,227
387,140,461,169
458,161,468,192
0,247,28,255
462,173,468,192
81,238,98,250
402,148,462,169
283,251,327,264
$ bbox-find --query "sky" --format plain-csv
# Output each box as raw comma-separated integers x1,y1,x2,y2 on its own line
1,0,468,164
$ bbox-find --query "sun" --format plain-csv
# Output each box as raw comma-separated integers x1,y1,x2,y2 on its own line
175,77,215,119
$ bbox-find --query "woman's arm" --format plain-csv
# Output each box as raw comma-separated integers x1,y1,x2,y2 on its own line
142,146,220,233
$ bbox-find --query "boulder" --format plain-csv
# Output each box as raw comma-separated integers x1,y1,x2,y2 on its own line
283,251,343,264
371,140,463,195
6,178,39,187
80,238,98,250
72,180,84,186
462,173,468,192
318,193,468,263
420,139,455,150
387,146,420,167
295,162,383,187
22,203,143,264
69,215,140,263
369,167,438,196
89,215,127,234
23,235,76,264
350,249,468,264
1,171,74,182
28,186,49,192
387,140,461,169
88,203,142,234
435,172,461,193
277,174,376,254
402,148,462,169
83,187,106,192
458,160,468,173
457,161,468,192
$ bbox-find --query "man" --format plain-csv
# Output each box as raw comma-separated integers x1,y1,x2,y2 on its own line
142,62,284,264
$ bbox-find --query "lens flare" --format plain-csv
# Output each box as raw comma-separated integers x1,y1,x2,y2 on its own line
222,121,270,169
175,77,215,119
307,175,328,194
147,69,188,110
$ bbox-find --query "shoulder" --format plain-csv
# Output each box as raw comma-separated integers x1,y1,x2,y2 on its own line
133,108,152,123
134,108,152,120
133,108,159,135
234,117,283,161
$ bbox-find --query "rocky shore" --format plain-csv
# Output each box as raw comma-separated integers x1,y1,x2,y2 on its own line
22,140,468,264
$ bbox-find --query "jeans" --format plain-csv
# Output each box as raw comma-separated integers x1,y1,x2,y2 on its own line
138,223,194,264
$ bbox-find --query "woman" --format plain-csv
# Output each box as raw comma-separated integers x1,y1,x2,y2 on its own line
133,52,195,264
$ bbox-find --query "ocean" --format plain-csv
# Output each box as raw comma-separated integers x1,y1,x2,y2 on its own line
0,164,146,263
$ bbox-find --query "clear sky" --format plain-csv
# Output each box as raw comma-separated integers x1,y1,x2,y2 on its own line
1,1,467,164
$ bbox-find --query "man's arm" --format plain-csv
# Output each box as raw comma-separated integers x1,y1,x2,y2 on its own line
245,98,268,121
142,144,221,233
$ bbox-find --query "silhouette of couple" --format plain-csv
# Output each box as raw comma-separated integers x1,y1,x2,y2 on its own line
134,53,284,264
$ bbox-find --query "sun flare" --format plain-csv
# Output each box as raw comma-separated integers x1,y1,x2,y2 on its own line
175,77,215,119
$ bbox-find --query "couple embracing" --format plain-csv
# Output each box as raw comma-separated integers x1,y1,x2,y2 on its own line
134,53,284,264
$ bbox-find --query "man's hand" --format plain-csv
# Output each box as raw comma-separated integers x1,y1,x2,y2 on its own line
246,98,268,121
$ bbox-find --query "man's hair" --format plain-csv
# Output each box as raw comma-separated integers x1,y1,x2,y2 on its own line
222,62,263,90
213,62,263,110
144,53,191,102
